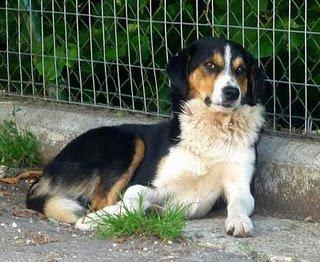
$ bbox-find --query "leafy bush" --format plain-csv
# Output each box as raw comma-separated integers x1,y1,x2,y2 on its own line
0,0,319,130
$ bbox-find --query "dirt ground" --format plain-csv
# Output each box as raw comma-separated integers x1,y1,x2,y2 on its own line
0,180,319,262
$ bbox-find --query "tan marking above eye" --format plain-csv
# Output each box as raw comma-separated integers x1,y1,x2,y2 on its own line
232,56,248,96
232,56,245,71
188,65,219,100
211,52,225,68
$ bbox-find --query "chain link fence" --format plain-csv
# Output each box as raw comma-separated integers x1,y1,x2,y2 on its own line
0,0,319,136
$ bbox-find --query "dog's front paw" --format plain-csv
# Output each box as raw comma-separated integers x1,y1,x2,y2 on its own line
75,213,99,231
225,215,253,237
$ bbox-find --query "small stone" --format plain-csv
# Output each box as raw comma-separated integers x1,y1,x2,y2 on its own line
304,216,315,222
143,247,148,251
11,222,17,228
167,240,173,244
26,239,32,244
269,256,294,262
1,223,5,227
0,165,8,178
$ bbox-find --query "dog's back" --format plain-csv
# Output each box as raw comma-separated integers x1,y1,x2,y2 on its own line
26,122,172,223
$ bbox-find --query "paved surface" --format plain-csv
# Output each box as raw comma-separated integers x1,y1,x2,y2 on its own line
0,180,319,262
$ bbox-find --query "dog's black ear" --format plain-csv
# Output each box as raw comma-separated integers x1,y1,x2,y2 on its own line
166,46,192,114
247,58,266,106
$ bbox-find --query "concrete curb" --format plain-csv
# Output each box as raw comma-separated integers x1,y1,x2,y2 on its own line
0,96,319,221
256,135,320,220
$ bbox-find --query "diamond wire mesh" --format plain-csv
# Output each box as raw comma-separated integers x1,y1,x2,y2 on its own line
0,0,319,136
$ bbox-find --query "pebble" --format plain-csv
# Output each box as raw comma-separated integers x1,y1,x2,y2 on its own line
0,165,8,178
269,256,294,262
304,216,315,223
11,222,17,228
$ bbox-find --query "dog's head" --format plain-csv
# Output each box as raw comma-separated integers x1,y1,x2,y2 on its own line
167,37,265,113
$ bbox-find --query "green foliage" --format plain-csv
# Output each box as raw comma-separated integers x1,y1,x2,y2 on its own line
97,200,187,241
33,37,78,82
0,107,41,168
0,0,319,127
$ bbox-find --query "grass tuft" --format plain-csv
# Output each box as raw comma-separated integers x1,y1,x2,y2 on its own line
96,200,187,241
0,107,41,168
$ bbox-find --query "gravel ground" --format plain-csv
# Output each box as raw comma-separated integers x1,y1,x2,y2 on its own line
0,180,319,262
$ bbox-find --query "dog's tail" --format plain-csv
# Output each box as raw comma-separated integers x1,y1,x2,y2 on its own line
26,178,87,224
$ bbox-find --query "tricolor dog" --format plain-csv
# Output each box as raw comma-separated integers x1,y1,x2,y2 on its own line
26,37,265,237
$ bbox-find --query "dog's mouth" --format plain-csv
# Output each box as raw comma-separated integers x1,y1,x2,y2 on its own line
204,97,212,106
204,96,238,110
220,101,237,108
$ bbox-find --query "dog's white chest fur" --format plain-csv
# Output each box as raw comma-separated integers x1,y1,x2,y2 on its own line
153,99,265,217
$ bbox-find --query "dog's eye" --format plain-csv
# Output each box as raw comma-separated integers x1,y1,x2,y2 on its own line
205,61,216,70
235,66,246,75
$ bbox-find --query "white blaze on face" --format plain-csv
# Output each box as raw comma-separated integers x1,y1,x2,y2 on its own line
210,45,241,107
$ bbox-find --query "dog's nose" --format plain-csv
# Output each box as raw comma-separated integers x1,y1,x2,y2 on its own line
222,86,240,101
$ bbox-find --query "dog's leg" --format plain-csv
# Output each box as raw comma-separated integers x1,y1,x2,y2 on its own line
75,185,164,231
223,180,254,237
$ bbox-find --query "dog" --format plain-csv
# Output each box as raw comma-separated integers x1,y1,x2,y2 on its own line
26,37,265,237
